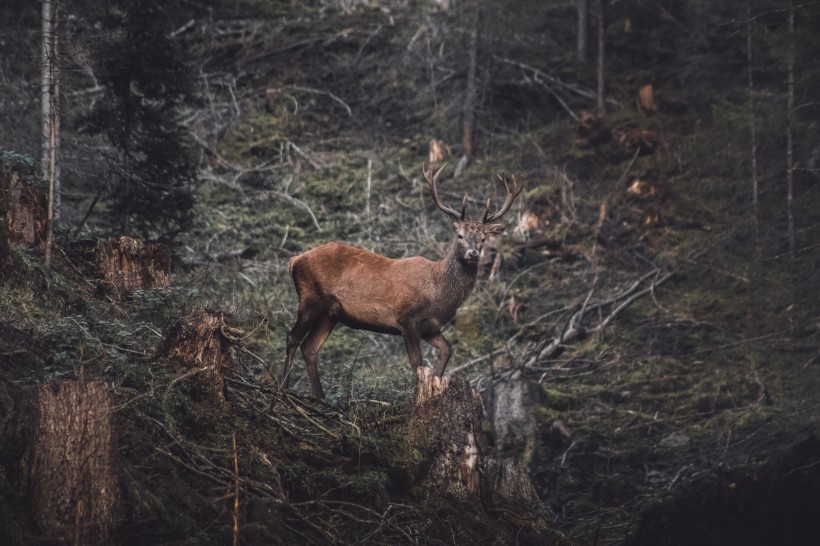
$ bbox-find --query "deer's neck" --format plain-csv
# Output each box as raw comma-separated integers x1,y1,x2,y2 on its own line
440,245,478,307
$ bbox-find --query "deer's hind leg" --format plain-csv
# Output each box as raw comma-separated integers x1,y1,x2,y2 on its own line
299,314,338,399
283,297,326,389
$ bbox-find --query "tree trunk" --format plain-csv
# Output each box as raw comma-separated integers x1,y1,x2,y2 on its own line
577,0,589,63
18,381,121,544
596,0,607,117
40,0,53,188
0,169,11,278
785,0,796,255
41,0,60,266
454,7,481,178
747,0,761,259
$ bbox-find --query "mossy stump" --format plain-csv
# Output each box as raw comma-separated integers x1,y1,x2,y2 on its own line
407,368,483,498
18,380,121,545
159,310,244,407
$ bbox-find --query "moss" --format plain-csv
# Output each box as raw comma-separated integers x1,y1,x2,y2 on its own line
542,386,577,411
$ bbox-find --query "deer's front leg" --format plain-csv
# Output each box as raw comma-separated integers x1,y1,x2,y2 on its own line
422,331,453,377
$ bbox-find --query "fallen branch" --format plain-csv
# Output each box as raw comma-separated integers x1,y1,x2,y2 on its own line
283,86,353,117
525,270,673,367
495,55,619,107
271,191,322,231
287,141,325,170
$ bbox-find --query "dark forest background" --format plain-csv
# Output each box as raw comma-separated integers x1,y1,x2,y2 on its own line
1,1,819,544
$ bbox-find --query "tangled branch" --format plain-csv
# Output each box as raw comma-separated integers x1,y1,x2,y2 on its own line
524,269,673,368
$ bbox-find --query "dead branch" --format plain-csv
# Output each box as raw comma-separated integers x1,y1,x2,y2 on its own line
495,55,619,107
232,433,240,546
287,141,326,170
271,191,323,232
525,270,673,367
283,86,353,117
520,72,579,121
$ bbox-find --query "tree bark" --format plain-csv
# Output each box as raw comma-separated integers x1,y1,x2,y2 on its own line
747,0,761,258
0,168,12,278
596,0,607,117
482,457,538,506
41,0,60,266
786,0,796,255
407,368,483,498
455,7,481,178
577,0,589,63
159,310,244,408
486,367,538,460
405,369,562,540
1,166,49,248
18,381,121,544
92,235,171,295
40,0,53,188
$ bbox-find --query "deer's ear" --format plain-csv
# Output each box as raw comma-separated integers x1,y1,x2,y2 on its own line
482,223,508,236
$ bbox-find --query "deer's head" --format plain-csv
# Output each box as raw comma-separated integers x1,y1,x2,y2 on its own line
423,164,523,264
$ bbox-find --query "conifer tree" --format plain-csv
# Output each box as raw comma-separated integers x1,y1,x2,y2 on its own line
85,0,196,239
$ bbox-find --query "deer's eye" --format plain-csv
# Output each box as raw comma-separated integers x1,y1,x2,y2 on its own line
457,234,464,239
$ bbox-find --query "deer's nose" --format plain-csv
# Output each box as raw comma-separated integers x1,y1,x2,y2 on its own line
465,249,480,261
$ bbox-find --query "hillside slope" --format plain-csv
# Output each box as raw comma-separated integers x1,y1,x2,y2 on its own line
2,1,819,544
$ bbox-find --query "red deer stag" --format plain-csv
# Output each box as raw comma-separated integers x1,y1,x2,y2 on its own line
283,164,523,398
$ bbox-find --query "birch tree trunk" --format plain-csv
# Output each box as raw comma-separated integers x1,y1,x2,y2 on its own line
41,0,60,266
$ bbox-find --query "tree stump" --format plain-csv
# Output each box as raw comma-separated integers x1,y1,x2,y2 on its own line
159,310,244,407
17,381,121,544
407,368,484,498
0,166,47,247
93,235,171,295
482,456,539,506
576,110,611,147
427,139,449,165
637,84,656,116
407,370,564,543
486,367,539,461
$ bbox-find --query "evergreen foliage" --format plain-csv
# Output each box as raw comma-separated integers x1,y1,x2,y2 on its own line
84,0,197,239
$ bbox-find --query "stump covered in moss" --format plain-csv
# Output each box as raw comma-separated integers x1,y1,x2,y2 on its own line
18,381,121,544
159,310,244,406
407,368,484,498
93,235,171,295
